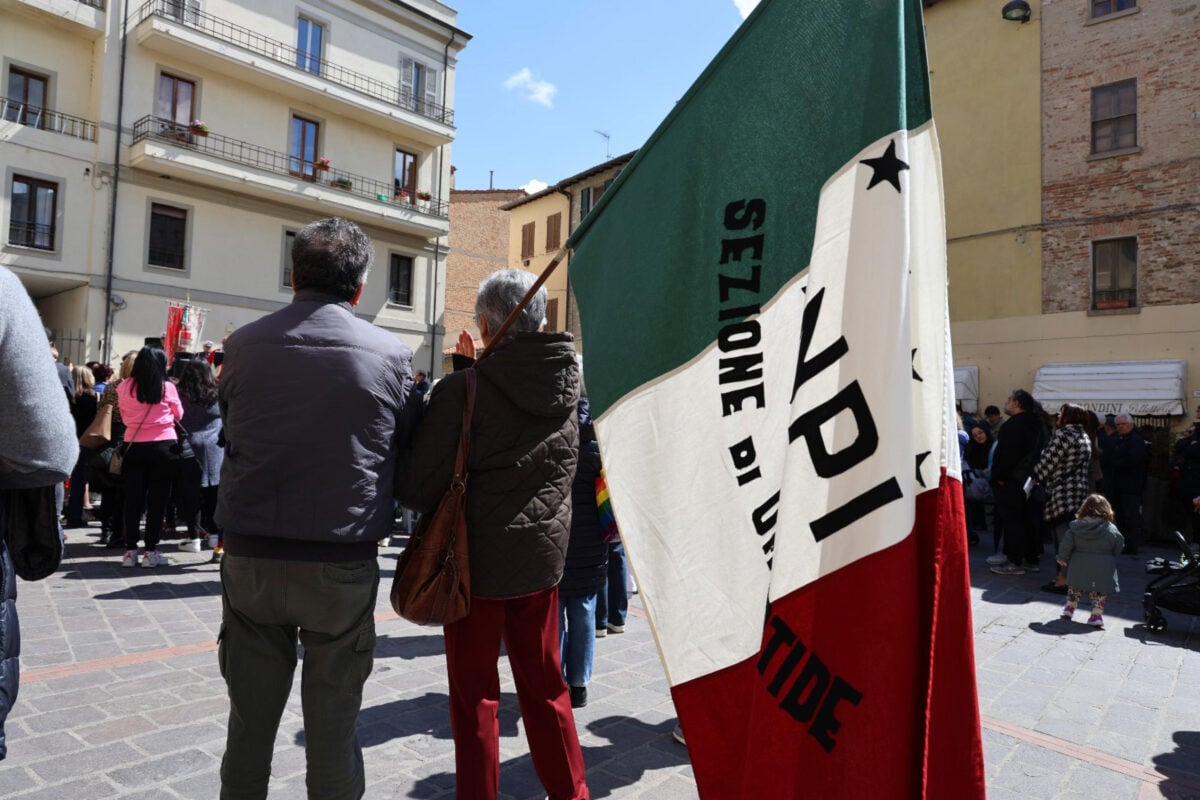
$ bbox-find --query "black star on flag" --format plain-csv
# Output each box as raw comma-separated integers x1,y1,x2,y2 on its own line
860,140,909,193
915,451,931,488
911,348,922,382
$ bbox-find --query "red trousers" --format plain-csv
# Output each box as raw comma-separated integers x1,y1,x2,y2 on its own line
443,586,589,800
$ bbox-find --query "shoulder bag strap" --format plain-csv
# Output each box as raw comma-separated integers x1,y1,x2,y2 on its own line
450,370,476,487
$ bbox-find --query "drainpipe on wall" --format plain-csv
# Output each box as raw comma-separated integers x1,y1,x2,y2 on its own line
427,31,456,377
101,0,130,362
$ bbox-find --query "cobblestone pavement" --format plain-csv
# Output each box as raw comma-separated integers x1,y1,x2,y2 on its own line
0,524,1197,799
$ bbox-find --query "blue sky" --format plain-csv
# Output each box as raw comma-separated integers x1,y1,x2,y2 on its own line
448,0,759,192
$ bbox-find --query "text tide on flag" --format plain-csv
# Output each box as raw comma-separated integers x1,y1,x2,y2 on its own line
567,0,984,797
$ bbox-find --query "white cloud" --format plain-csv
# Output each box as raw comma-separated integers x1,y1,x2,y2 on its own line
733,0,759,18
521,179,549,195
503,68,557,108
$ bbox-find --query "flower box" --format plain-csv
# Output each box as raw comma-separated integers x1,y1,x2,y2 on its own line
313,158,331,171
330,177,353,190
1095,299,1131,310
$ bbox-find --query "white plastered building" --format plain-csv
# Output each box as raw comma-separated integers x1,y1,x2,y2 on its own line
0,0,468,375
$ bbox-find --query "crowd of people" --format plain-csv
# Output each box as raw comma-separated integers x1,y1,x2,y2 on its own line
4,220,650,798
11,216,1198,796
56,338,227,567
958,390,1200,629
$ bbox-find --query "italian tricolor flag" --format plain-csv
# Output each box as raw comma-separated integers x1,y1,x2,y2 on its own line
567,0,985,796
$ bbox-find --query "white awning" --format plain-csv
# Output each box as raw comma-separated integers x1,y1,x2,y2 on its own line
954,366,979,414
1032,359,1187,416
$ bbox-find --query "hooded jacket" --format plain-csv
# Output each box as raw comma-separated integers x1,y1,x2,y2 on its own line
397,332,580,598
1056,517,1124,594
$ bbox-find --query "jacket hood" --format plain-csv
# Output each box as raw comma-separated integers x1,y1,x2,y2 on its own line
476,332,580,418
1070,517,1117,540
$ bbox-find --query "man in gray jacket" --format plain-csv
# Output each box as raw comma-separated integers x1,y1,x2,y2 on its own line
0,267,77,759
216,218,416,800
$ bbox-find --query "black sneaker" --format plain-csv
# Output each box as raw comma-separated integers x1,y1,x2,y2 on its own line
569,686,587,708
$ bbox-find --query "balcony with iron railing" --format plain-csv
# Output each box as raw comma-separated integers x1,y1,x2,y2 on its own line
0,96,97,141
129,116,449,238
0,0,107,36
133,0,455,143
7,220,56,251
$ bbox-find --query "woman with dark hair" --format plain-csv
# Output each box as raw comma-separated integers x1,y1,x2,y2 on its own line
115,346,183,568
1032,403,1093,592
963,424,994,543
175,360,224,560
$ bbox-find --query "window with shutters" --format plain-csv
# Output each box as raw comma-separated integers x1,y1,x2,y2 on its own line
289,114,320,177
1092,238,1137,309
1091,80,1136,154
164,0,200,24
296,17,324,75
5,67,48,128
400,57,438,117
9,175,57,250
545,298,559,332
545,212,562,251
148,203,187,270
520,222,536,260
389,253,414,306
579,187,592,217
281,230,297,289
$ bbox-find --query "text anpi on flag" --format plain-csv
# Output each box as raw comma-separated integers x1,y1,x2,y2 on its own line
567,0,985,797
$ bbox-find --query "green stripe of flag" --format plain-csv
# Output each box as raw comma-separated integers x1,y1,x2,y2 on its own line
567,0,932,418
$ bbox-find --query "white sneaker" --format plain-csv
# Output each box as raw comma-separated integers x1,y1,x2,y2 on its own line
178,538,201,553
142,550,170,568
986,553,1008,565
121,550,137,568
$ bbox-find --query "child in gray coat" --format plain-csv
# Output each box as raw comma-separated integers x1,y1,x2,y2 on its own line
1056,494,1124,628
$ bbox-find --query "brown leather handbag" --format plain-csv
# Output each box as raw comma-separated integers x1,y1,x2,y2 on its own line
390,369,476,626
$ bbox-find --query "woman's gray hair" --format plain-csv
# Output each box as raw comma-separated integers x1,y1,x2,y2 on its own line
475,268,545,335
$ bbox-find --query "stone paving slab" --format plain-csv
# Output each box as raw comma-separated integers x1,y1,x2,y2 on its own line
0,523,1197,798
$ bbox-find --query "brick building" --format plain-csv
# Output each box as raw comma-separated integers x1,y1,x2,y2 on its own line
925,0,1199,427
1041,0,1200,314
441,184,525,373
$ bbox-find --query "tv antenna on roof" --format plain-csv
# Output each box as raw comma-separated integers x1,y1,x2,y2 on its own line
595,130,611,160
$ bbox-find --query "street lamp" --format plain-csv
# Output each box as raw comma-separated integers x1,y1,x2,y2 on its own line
1001,0,1032,22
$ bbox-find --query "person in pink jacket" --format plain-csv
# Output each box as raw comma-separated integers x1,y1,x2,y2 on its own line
116,346,183,568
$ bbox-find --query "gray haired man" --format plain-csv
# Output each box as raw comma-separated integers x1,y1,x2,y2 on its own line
216,218,417,799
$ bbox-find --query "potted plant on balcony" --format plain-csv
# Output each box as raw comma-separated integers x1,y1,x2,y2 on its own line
188,119,209,137
416,190,432,202
394,189,411,203
330,177,353,190
313,156,331,172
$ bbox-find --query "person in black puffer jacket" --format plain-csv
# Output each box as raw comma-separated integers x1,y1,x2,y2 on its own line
558,395,609,710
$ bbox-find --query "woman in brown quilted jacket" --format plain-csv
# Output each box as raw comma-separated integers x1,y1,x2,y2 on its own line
398,268,589,800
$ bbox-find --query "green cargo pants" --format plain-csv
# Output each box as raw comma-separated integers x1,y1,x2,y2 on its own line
218,554,379,800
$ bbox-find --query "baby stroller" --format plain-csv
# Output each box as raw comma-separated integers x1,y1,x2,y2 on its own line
1143,531,1200,633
